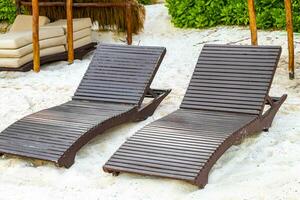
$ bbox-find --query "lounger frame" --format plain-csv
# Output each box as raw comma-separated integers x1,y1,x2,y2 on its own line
0,90,170,168
193,95,286,187
0,44,170,168
103,44,287,188
53,89,169,167
103,95,286,187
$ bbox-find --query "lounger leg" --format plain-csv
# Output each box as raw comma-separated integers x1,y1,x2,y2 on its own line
57,153,76,168
103,167,120,176
234,135,243,145
195,170,209,188
112,172,120,176
262,123,272,132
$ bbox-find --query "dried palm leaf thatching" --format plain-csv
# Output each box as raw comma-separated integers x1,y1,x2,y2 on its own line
22,0,145,33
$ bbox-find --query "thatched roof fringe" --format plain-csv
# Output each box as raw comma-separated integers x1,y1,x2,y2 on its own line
23,0,145,33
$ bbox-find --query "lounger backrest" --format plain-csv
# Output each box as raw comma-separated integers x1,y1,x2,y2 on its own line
73,44,166,106
180,44,281,115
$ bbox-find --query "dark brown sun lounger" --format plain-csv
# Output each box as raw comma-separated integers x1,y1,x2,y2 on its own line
0,44,170,167
0,43,97,72
103,44,287,188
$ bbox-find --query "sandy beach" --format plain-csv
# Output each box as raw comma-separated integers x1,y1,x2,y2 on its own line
0,4,300,200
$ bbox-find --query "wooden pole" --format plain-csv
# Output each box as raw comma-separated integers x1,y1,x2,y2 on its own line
126,1,132,45
16,0,21,14
284,0,295,79
247,0,258,45
67,0,74,64
32,0,40,72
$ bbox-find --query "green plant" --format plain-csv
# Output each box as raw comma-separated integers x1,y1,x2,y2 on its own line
138,0,152,5
166,0,300,32
0,0,16,23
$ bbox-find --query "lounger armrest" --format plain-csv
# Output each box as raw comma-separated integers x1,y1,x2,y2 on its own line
262,94,287,119
256,94,287,132
265,95,287,107
134,88,171,122
144,89,170,98
265,96,280,105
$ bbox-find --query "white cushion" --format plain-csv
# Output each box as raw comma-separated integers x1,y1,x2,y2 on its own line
0,28,65,49
73,28,91,41
0,45,66,68
66,36,92,50
9,15,50,32
46,18,92,32
0,35,66,58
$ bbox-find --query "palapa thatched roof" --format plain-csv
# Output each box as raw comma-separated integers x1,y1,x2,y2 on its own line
22,0,145,33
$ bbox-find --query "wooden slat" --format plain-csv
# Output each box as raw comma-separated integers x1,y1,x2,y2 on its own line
0,101,135,163
0,44,167,166
181,44,281,115
103,44,281,186
73,44,166,106
104,109,256,182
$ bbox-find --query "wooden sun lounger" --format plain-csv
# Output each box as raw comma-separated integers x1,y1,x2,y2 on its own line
103,44,287,188
0,44,170,167
0,43,97,72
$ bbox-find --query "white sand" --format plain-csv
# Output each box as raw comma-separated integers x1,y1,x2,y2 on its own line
1,4,300,199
